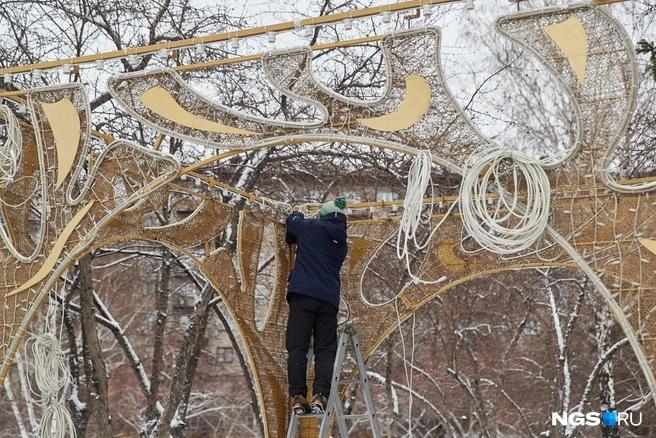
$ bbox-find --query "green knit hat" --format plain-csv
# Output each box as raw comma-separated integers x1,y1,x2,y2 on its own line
319,197,347,217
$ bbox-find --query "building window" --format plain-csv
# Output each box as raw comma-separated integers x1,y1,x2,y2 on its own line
217,347,234,363
376,191,396,202
179,315,191,330
524,319,540,336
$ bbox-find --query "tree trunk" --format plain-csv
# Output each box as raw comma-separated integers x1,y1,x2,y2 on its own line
170,292,214,438
146,249,171,421
79,254,113,436
385,336,398,437
63,287,90,436
596,306,620,438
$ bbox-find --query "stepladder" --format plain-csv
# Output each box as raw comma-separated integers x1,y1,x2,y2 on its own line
286,324,382,438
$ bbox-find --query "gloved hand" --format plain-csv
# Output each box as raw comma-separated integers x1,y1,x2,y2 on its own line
262,199,292,222
297,203,325,218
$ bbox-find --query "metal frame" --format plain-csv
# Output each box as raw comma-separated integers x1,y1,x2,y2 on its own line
0,0,627,83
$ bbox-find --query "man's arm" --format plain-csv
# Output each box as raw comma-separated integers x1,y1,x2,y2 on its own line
285,212,306,244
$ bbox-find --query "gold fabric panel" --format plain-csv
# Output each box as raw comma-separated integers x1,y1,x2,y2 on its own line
357,75,432,131
542,15,589,86
40,98,82,189
140,86,256,135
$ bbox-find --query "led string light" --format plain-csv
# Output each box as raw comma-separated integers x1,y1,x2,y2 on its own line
0,0,630,88
0,104,22,187
459,147,551,255
0,0,487,84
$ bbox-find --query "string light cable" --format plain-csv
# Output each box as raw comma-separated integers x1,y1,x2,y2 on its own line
0,104,23,187
23,289,76,438
396,150,458,285
459,147,551,256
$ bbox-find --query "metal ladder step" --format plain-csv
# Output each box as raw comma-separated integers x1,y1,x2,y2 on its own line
342,414,370,420
297,413,324,418
338,379,362,384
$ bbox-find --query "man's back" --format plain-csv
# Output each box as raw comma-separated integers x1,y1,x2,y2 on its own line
285,211,348,309
285,198,349,414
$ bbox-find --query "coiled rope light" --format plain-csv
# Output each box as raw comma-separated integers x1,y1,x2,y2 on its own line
396,150,456,285
0,104,22,187
27,298,76,438
396,147,551,285
459,147,551,255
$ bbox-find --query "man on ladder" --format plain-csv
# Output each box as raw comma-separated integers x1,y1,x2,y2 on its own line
285,197,348,415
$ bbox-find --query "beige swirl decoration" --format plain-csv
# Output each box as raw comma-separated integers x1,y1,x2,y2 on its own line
357,75,432,131
140,86,257,135
40,98,82,189
543,15,589,86
0,4,654,438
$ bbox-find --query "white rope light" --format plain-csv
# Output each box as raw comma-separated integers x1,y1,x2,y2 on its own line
397,151,433,263
0,104,22,187
30,333,68,400
394,147,550,285
27,297,76,438
396,150,455,285
421,5,434,17
459,147,551,255
303,25,315,37
38,404,76,438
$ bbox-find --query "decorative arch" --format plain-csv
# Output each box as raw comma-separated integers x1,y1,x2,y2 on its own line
1,3,655,437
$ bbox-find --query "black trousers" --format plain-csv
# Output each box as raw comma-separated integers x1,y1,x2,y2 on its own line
286,293,338,397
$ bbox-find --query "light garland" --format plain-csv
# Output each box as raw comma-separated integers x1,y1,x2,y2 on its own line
394,147,551,286
459,147,551,255
396,150,456,285
0,104,22,187
28,296,76,438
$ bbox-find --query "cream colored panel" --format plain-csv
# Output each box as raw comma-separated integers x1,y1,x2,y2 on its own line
5,201,94,297
640,238,656,257
543,16,589,86
140,86,256,136
358,75,432,132
41,98,81,189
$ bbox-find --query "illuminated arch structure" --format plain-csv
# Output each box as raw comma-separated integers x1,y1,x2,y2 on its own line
0,3,654,436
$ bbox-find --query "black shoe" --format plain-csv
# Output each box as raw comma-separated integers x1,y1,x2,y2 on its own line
311,393,328,413
291,394,311,415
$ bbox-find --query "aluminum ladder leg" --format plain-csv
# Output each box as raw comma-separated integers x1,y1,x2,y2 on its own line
286,325,382,438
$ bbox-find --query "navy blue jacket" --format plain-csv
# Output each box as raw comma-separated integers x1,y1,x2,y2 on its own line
285,211,348,309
